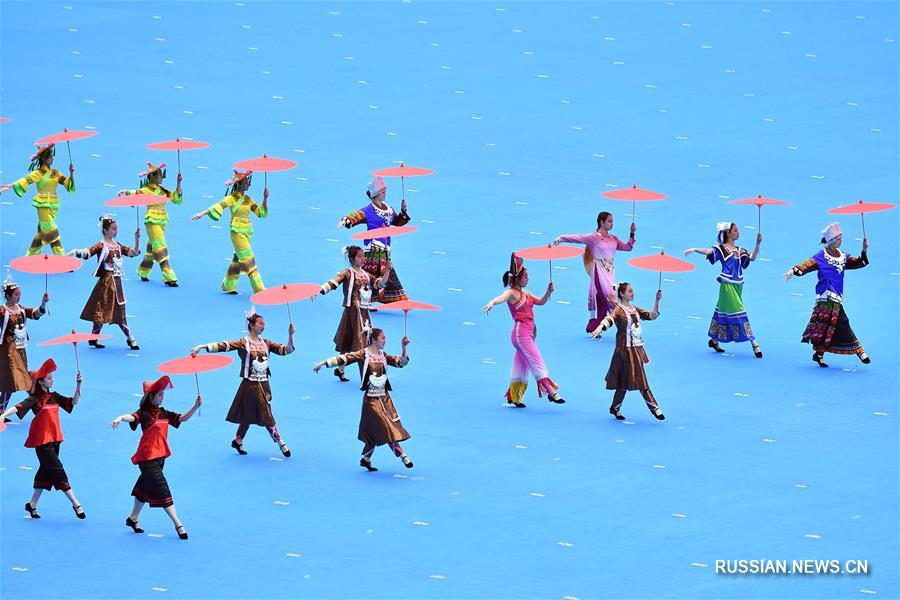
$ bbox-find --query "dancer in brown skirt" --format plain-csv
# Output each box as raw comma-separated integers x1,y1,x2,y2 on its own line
69,216,141,350
313,328,413,471
592,283,665,421
112,376,201,540
0,276,49,418
0,358,85,519
312,245,391,381
191,308,295,457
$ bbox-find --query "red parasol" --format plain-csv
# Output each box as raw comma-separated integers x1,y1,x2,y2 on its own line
158,354,234,416
106,193,170,229
351,225,418,241
34,128,98,165
39,329,110,373
0,118,10,123
602,184,667,225
627,250,695,290
147,137,211,174
827,199,896,238
729,194,790,231
234,154,297,193
10,254,83,293
377,299,440,336
372,162,435,203
250,283,320,324
515,245,583,282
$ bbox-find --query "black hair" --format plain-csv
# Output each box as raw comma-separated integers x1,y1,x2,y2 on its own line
100,216,116,232
597,211,612,230
2,285,18,300
502,268,526,288
717,223,737,245
616,282,631,300
247,313,264,326
346,245,364,263
366,327,385,346
29,146,55,171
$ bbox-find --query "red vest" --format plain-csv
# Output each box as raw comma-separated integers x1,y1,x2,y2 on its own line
131,418,172,464
25,404,63,448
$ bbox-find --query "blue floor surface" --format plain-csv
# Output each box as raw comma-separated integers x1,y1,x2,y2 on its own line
1,2,898,598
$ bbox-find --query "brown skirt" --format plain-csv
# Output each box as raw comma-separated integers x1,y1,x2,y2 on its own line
605,346,650,391
358,392,410,447
333,306,370,353
225,379,276,427
79,271,127,325
0,342,30,393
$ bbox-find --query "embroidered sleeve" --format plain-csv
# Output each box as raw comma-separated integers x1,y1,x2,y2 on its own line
24,306,45,320
265,339,291,356
119,242,140,258
846,251,869,270
385,353,409,368
616,235,634,251
320,269,349,295
739,248,751,269
207,195,235,221
637,307,658,321
792,257,818,276
342,209,366,228
58,171,76,193
597,309,618,333
251,200,268,219
324,350,365,368
707,245,723,266
392,209,411,226
206,339,244,353
168,188,183,206
557,233,592,245
11,170,40,197
54,392,75,414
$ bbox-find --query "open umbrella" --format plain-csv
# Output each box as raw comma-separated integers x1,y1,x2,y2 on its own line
250,283,320,324
602,184,667,225
377,299,440,337
827,199,896,238
372,163,434,204
158,354,234,417
234,154,297,194
10,254,83,293
627,250,695,290
105,193,170,229
147,138,211,175
39,329,110,373
35,128,98,165
350,225,418,241
515,245,583,283
729,195,790,231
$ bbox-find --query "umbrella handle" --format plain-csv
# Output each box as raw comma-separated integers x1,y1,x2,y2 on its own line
177,149,182,175
73,342,80,373
658,270,662,291
549,258,553,283
195,373,201,417
757,205,762,232
66,140,73,165
135,206,140,231
632,198,636,225
861,213,867,239
264,171,268,191
401,175,406,203
404,310,408,338
286,301,293,325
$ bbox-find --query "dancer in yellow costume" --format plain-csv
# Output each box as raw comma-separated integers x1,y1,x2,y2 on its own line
119,162,183,287
1,144,75,255
192,170,268,294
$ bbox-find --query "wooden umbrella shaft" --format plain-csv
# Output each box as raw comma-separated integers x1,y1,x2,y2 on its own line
632,198,636,225
73,343,80,373
66,140,72,164
195,373,202,417
286,302,293,324
404,310,408,337
861,213,867,238
658,271,662,291
177,149,182,174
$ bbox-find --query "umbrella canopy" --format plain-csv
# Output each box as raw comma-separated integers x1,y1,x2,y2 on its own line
158,354,234,375
515,246,583,261
730,194,790,207
602,184,667,202
35,129,98,145
251,283,321,305
377,300,440,312
351,225,418,241
628,251,695,273
234,154,297,173
372,165,434,177
39,331,110,346
147,139,211,151
105,193,170,208
827,199,896,215
10,254,82,275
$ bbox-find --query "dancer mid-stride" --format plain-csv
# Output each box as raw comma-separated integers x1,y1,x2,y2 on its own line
785,222,870,368
683,222,763,358
592,283,665,422
0,276,49,418
191,308,295,457
0,359,85,520
111,376,201,540
69,216,141,350
313,328,413,471
482,253,565,408
1,143,75,255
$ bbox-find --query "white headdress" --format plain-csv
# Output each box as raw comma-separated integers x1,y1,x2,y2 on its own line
2,273,19,294
821,222,841,244
245,304,258,321
367,176,386,198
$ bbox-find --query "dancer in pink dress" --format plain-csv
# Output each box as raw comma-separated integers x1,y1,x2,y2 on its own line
554,211,636,334
482,253,565,408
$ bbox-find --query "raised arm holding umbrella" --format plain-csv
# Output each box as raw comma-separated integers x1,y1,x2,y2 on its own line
0,276,50,417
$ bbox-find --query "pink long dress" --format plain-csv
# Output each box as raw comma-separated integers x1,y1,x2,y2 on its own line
557,232,634,333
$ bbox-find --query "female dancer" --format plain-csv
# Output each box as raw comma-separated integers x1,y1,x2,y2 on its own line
313,328,413,471
592,283,665,421
337,176,410,303
554,211,635,334
69,216,141,350
119,162,182,286
191,309,294,456
1,143,75,255
0,277,49,418
313,245,391,381
482,253,565,407
111,376,201,540
785,222,870,367
683,222,763,357
0,359,85,519
192,169,267,294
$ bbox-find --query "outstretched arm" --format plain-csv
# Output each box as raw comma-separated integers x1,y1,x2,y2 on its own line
483,289,514,313
111,414,137,429
532,282,554,306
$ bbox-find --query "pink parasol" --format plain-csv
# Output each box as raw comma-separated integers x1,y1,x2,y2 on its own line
602,184,667,224
10,254,83,293
250,283,321,324
34,128,98,164
627,250,695,290
515,245,584,282
827,199,896,238
377,299,440,336
147,137,211,174
39,329,110,372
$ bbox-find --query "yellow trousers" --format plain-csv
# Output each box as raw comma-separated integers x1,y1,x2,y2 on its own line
27,207,64,255
137,222,177,282
222,231,264,292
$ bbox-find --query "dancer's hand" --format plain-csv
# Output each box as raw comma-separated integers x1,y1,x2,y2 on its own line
111,417,122,429
863,237,869,252
69,163,75,176
42,292,50,304
135,229,141,240
656,290,663,301
312,362,324,373
546,282,554,294
190,345,203,357
288,323,296,335
117,189,131,197
191,211,205,221
783,269,794,282
401,198,407,212
482,302,493,314
177,172,183,183
401,336,410,348
66,249,76,256
76,372,83,384
756,233,763,245
590,326,604,339
607,293,616,307
335,217,347,229
682,248,693,258
263,187,269,201
194,396,202,409
552,237,561,246
630,222,637,236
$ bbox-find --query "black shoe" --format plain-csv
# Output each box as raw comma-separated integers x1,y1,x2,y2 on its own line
507,399,526,408
164,281,179,287
279,441,292,458
652,409,666,421
548,393,566,404
127,340,141,350
708,339,725,353
140,277,149,282
609,407,625,421
125,517,144,533
334,369,350,382
88,340,105,349
813,353,828,368
231,439,247,455
360,458,378,472
73,505,86,519
752,343,763,358
25,502,41,519
859,353,871,364
225,290,238,295
176,524,188,540
3,417,10,423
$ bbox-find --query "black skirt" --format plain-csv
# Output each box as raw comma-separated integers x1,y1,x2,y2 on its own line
132,457,173,508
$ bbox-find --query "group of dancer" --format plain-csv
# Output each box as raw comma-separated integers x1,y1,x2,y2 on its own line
0,138,876,539
482,211,871,421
